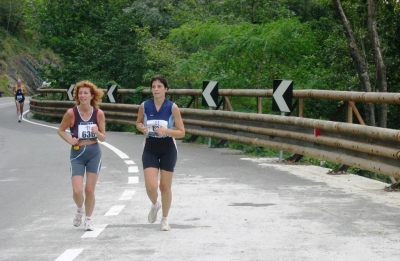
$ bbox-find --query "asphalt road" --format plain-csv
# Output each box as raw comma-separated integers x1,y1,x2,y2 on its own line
0,97,399,261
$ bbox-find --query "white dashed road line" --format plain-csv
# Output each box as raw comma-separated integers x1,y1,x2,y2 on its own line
54,249,84,261
128,166,139,173
125,160,135,164
119,190,136,200
81,224,108,238
128,176,139,184
105,205,126,216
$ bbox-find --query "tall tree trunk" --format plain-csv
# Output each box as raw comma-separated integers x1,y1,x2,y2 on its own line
7,1,12,32
368,0,387,128
332,0,375,126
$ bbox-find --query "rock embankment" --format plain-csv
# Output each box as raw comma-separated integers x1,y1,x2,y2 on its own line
1,55,44,96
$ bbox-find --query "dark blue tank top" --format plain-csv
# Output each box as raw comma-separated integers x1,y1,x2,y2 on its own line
143,98,174,138
15,88,24,101
70,106,98,140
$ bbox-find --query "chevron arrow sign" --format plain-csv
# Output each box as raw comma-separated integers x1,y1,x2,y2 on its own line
202,81,218,107
272,79,293,113
107,84,118,103
67,84,75,101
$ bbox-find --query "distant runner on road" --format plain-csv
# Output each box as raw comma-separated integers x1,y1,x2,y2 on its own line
12,79,28,122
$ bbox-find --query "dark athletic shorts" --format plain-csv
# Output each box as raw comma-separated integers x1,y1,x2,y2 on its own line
142,137,177,172
16,98,25,103
70,143,102,176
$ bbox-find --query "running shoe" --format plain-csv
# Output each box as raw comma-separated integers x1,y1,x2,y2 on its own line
73,210,84,227
161,217,171,231
84,218,94,231
148,201,161,223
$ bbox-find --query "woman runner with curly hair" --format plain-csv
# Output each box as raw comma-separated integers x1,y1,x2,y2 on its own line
57,80,106,231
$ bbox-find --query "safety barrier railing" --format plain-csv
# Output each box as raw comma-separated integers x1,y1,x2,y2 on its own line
30,89,400,179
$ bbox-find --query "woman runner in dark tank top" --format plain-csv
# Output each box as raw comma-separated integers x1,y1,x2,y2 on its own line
136,74,185,231
57,80,106,231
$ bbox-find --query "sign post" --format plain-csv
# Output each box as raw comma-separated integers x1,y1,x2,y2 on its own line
202,81,219,147
272,79,293,162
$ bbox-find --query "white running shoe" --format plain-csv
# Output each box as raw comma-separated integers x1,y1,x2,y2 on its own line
161,217,171,231
84,219,94,231
73,210,84,227
148,201,161,223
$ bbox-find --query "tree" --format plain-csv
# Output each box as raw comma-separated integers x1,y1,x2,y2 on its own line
31,0,179,88
0,0,25,34
367,0,387,127
332,0,375,126
375,0,400,129
139,18,322,113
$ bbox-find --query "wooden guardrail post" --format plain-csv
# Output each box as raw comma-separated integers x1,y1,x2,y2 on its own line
347,101,353,123
298,98,304,117
257,97,262,114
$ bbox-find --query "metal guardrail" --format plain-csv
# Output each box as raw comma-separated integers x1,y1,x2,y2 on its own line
30,89,400,179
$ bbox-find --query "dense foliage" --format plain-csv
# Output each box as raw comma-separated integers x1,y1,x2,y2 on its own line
2,0,400,125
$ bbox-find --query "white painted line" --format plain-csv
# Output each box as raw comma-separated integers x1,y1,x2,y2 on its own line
119,190,136,200
99,142,129,159
128,176,139,184
55,248,84,261
128,166,139,173
105,205,126,216
125,160,135,165
81,224,108,238
22,111,59,129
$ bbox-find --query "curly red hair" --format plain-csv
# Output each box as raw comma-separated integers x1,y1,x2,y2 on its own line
73,80,104,108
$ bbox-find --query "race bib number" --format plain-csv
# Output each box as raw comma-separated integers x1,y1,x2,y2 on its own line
77,123,97,140
16,95,22,101
147,120,168,138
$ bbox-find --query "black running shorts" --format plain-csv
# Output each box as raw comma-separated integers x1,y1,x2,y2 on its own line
142,137,177,172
